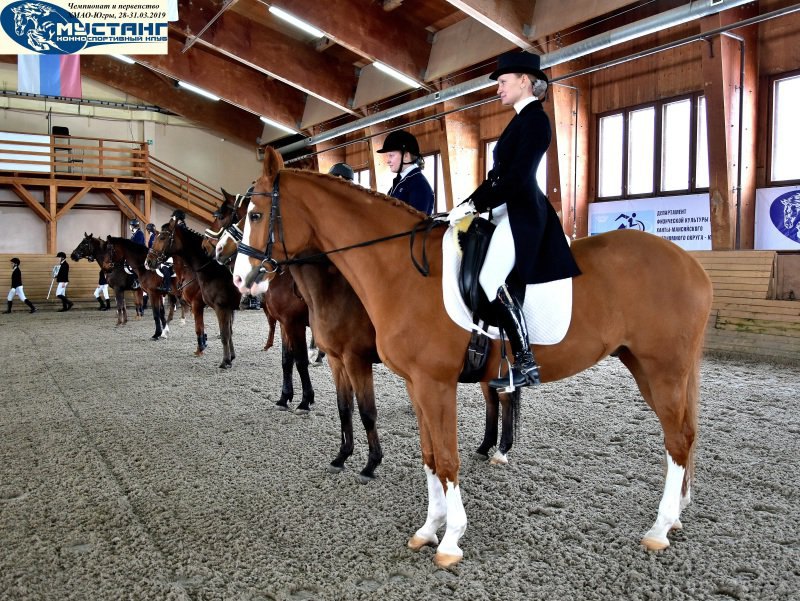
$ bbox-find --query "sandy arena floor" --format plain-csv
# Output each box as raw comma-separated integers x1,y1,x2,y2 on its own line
1,306,798,600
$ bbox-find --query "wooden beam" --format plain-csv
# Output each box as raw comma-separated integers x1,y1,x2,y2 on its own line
134,37,307,129
529,0,636,41
546,61,591,238
11,183,51,222
442,0,534,49
173,0,357,113
272,0,430,84
56,187,91,220
700,5,758,250
105,188,147,224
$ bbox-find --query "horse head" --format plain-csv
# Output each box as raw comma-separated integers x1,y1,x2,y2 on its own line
781,194,800,230
146,219,180,270
214,215,245,266
70,232,101,262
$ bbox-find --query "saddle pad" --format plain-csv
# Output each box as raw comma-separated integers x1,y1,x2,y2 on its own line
441,227,573,345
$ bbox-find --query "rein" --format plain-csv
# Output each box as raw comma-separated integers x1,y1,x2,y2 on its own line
237,174,448,277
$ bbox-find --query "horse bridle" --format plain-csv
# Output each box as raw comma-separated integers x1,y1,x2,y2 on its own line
146,225,176,266
236,172,447,281
203,185,254,243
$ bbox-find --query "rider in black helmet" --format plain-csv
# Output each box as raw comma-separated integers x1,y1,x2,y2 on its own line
377,130,434,215
328,162,355,181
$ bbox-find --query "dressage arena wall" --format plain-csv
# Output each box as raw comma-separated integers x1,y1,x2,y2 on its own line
3,250,798,361
0,254,103,309
692,250,800,362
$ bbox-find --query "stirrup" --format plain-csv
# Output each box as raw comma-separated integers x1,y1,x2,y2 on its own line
490,357,541,393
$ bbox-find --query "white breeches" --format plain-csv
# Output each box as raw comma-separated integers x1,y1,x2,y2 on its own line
7,286,26,301
478,205,515,300
94,284,109,299
56,282,69,296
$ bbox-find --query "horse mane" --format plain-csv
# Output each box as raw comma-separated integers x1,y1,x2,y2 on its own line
107,236,148,258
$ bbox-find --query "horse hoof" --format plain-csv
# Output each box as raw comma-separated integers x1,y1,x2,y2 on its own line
218,362,232,369
489,451,508,465
327,464,345,474
294,407,310,415
670,519,683,531
151,335,161,341
274,403,290,411
357,472,376,485
194,350,204,356
408,535,437,551
640,535,670,551
433,551,463,569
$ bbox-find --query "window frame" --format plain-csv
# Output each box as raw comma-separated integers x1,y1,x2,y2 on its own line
595,92,707,201
767,68,800,187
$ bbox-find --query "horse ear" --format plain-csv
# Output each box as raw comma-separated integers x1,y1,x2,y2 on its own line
221,188,233,202
262,147,284,181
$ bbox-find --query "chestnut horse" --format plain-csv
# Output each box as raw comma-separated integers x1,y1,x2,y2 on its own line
221,198,518,479
146,218,241,368
169,255,210,355
70,233,143,325
235,149,713,567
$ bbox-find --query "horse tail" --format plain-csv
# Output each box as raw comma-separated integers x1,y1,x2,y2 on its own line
682,345,702,498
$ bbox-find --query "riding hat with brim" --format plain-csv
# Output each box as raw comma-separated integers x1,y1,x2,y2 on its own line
377,130,420,156
490,51,548,83
10,257,20,264
56,252,66,259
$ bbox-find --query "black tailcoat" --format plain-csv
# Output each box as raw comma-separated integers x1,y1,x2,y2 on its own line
473,101,580,285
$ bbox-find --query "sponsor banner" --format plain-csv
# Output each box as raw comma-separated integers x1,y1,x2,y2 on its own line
588,194,712,251
755,186,800,250
0,0,169,55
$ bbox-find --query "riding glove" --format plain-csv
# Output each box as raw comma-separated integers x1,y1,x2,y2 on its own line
447,201,476,226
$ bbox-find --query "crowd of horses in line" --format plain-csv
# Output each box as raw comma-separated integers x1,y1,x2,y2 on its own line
70,146,714,567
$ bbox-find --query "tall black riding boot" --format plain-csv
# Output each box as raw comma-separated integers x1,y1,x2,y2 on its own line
142,293,149,310
104,298,111,311
24,299,36,313
3,301,11,314
488,284,540,392
57,295,67,311
65,297,74,311
96,297,105,310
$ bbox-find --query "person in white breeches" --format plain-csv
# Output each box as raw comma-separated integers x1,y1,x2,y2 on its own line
4,257,37,314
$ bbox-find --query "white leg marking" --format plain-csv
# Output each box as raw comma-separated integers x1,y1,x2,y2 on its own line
642,452,685,550
490,450,508,465
410,465,446,548
436,480,467,561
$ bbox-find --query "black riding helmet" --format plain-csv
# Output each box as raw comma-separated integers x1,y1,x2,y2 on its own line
56,251,66,259
328,162,354,181
130,218,140,228
146,223,156,233
377,130,420,157
10,257,20,265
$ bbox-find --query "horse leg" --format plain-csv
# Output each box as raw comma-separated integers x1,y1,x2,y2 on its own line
263,307,276,351
345,356,382,483
292,327,315,413
405,379,466,567
619,349,698,550
494,389,520,464
276,341,295,410
160,300,169,338
228,311,235,362
150,296,163,340
193,302,206,355
215,308,233,369
327,357,355,474
115,290,125,325
475,383,499,458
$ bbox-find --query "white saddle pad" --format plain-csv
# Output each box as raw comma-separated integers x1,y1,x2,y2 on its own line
441,227,573,345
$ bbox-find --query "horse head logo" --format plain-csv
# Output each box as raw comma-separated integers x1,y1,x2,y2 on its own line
770,190,800,244
1,1,83,53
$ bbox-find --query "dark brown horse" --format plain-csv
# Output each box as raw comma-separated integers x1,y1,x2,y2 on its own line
236,148,713,567
70,233,143,325
147,218,241,368
101,237,173,339
169,255,210,355
204,191,276,352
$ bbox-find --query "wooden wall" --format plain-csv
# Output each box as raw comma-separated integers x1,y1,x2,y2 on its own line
692,250,800,362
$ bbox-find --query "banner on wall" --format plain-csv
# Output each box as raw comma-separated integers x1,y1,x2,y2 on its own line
755,186,800,250
0,1,170,55
588,194,712,251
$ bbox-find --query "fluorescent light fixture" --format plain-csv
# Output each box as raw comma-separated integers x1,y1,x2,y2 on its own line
373,61,421,89
111,54,135,64
261,116,297,135
177,81,220,101
269,6,324,38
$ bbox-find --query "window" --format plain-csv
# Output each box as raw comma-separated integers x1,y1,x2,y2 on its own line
771,73,800,183
597,94,708,199
485,140,547,195
354,168,371,189
421,152,447,212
